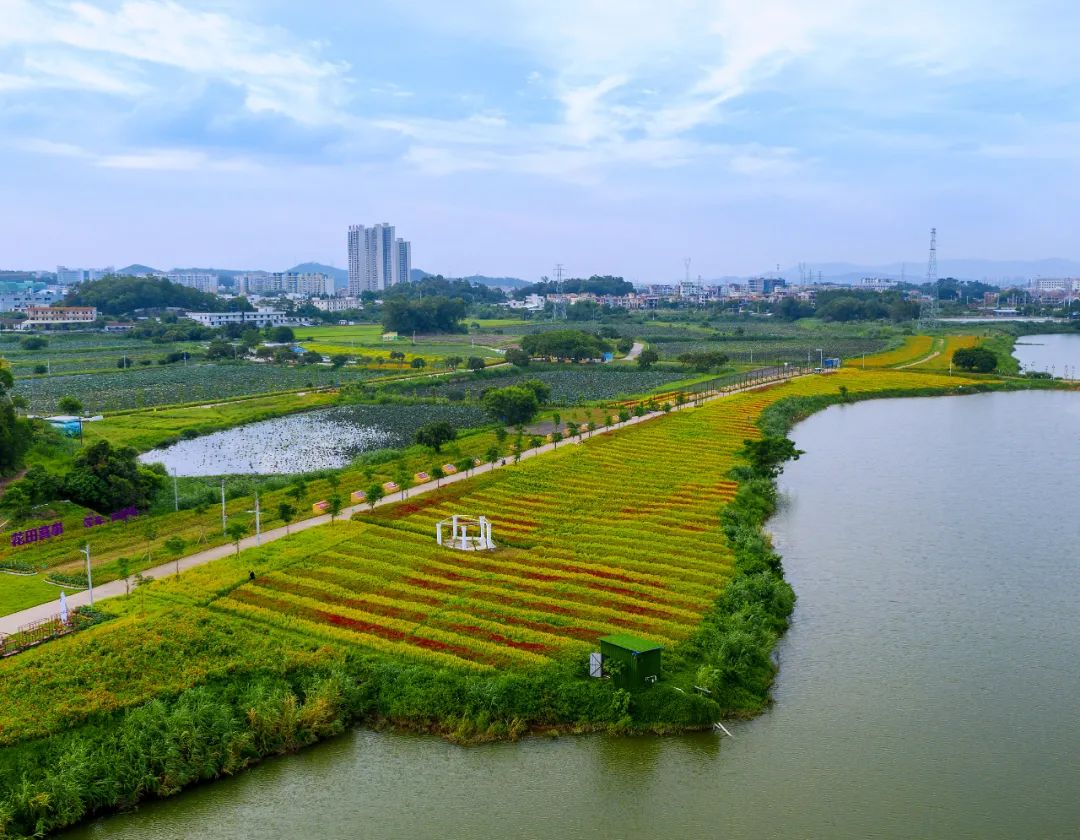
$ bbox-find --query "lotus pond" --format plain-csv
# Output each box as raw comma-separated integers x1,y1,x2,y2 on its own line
138,403,490,476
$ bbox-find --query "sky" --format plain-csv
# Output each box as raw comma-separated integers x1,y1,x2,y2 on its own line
2,0,1079,282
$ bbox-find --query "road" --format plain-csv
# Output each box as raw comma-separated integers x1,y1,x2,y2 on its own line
624,341,645,361
0,369,808,635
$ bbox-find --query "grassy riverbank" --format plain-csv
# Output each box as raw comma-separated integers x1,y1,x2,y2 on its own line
0,368,993,838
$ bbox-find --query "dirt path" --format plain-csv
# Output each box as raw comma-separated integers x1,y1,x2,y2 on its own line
0,370,808,635
624,341,645,361
896,338,944,369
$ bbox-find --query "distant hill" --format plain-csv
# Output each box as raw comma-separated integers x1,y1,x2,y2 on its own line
287,262,349,290
116,264,159,276
411,268,529,290
773,258,1080,286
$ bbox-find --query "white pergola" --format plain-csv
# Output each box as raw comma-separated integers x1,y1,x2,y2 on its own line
436,515,495,551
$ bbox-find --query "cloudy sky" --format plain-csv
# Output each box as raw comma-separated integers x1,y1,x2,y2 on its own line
1,0,1078,280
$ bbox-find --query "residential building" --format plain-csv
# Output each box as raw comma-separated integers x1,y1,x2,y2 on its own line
185,308,288,328
748,277,786,295
396,238,412,287
235,272,333,297
348,223,410,294
18,305,98,329
856,277,897,291
56,266,113,284
311,297,362,313
164,272,219,294
0,289,64,313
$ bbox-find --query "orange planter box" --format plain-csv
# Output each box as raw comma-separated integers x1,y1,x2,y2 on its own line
414,472,430,482
350,490,366,503
442,463,458,474
383,481,399,493
312,500,329,513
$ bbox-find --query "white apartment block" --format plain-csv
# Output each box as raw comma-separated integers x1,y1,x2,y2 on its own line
164,272,219,294
185,308,288,328
56,266,113,284
348,223,411,295
312,296,362,313
0,289,64,313
235,272,333,297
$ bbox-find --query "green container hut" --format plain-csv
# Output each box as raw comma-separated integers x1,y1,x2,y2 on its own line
599,634,663,690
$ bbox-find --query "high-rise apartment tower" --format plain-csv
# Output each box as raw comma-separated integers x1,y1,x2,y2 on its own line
348,223,411,295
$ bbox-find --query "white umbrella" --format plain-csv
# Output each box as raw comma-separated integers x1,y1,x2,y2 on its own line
59,591,69,624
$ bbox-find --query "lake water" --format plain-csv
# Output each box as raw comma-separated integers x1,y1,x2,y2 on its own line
1012,332,1080,377
71,390,1080,839
138,404,488,476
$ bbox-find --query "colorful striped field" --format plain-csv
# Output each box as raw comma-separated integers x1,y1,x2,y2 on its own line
203,368,975,671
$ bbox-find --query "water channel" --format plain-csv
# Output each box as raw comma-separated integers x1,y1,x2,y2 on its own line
70,390,1080,839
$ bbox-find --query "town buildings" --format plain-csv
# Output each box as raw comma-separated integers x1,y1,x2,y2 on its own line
234,272,333,297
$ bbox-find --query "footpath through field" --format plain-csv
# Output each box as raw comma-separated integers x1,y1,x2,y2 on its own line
0,369,806,635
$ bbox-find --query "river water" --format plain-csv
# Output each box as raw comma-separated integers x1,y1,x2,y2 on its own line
1012,332,1080,377
69,390,1080,839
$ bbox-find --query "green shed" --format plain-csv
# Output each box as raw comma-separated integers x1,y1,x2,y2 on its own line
599,634,663,690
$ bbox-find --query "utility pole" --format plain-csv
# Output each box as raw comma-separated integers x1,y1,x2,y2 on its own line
80,544,94,606
248,491,262,546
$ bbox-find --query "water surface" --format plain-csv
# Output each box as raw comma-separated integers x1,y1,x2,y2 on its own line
75,390,1080,838
1012,332,1080,377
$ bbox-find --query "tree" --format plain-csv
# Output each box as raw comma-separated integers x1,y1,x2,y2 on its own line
382,296,466,334
415,420,457,452
116,556,132,596
456,456,475,477
486,444,500,466
738,436,804,479
637,349,660,369
328,494,343,523
20,336,47,350
57,395,83,415
143,523,158,562
270,326,295,343
483,385,540,426
326,473,341,492
431,465,445,488
0,369,31,476
287,479,307,505
505,348,530,367
366,482,384,510
520,330,609,362
330,354,351,369
444,355,463,370
952,346,998,373
226,520,249,556
63,440,163,513
277,502,296,534
410,357,426,369
0,484,31,520
467,356,486,371
163,536,186,576
300,350,323,365
677,351,729,372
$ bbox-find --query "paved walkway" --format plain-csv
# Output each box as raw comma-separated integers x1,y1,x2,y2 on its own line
0,370,807,635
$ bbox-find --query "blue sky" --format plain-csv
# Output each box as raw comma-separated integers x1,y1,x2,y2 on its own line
1,0,1079,281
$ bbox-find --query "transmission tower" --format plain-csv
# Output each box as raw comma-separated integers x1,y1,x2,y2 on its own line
552,263,566,320
917,227,939,331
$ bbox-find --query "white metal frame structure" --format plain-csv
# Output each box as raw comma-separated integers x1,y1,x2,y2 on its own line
436,515,495,551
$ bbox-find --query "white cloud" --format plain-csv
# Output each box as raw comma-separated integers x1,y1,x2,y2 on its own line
0,0,348,124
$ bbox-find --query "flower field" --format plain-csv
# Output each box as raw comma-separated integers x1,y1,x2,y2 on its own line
199,367,976,671
906,335,980,371
849,335,936,368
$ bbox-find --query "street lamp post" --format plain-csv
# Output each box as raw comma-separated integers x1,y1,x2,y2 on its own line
80,544,94,606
